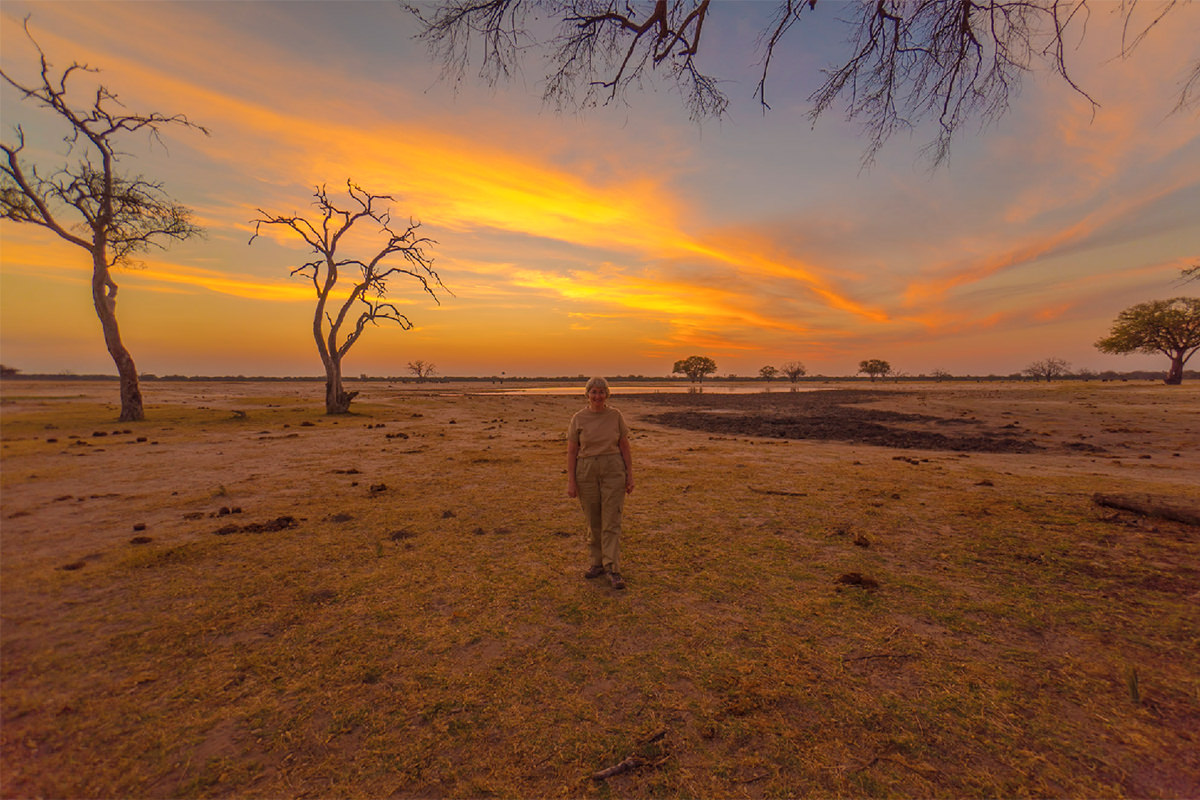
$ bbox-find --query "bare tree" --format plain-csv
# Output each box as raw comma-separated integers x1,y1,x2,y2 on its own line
408,359,437,382
1023,357,1071,382
1,21,206,421
780,361,807,385
410,1,1194,165
250,182,445,414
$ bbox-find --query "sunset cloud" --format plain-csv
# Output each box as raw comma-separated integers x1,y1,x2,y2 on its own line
2,1,1197,377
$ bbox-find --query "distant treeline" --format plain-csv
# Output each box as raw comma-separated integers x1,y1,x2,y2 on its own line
3,370,1195,383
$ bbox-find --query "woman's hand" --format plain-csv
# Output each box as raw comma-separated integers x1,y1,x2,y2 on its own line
619,438,634,496
566,440,579,498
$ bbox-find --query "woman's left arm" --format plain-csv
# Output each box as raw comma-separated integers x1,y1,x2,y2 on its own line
619,436,634,495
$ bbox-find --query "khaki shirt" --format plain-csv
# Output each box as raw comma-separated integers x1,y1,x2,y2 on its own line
568,407,630,459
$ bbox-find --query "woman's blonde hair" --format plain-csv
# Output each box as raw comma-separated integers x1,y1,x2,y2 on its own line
584,376,610,397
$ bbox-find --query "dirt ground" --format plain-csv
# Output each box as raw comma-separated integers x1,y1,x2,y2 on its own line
1,378,1198,798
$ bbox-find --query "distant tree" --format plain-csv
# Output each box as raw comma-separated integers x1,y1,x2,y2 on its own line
410,1,1195,165
673,355,717,384
1,22,206,421
858,359,891,382
408,359,436,382
1023,357,1071,382
1095,297,1200,385
251,182,444,414
930,368,953,382
780,361,807,384
759,365,778,382
0,365,19,378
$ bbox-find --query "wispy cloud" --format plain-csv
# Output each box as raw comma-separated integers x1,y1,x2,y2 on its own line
2,0,1196,376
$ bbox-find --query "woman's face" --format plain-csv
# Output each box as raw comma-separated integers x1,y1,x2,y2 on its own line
587,386,608,408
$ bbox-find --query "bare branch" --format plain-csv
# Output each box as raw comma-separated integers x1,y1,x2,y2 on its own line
407,0,527,86
411,0,1191,164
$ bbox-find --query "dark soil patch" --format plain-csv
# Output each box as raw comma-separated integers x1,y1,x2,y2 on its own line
639,390,1039,453
213,516,298,536
836,572,880,590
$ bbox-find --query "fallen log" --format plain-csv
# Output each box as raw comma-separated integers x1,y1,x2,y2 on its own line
592,756,643,782
592,731,669,782
1092,493,1200,527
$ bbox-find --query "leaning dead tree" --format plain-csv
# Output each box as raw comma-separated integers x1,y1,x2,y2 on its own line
251,182,444,414
410,0,1195,165
0,21,206,421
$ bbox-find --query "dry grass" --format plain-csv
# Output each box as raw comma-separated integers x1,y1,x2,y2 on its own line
2,380,1198,798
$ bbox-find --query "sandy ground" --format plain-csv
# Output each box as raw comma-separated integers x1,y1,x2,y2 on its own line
2,378,1196,570
1,378,1198,797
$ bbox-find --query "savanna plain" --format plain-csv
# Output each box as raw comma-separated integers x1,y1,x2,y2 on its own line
1,378,1197,799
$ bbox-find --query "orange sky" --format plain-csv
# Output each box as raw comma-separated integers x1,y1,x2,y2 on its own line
1,2,1197,378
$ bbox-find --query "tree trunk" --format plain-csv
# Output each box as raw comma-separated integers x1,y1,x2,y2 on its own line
92,254,144,422
323,358,358,414
1164,353,1184,385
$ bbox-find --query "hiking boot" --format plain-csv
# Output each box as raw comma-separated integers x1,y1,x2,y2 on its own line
583,564,606,579
608,571,626,590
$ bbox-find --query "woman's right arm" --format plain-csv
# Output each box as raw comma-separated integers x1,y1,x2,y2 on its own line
566,439,579,497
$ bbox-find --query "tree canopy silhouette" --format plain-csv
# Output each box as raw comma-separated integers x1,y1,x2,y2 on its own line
858,359,892,381
1096,298,1200,385
673,355,717,383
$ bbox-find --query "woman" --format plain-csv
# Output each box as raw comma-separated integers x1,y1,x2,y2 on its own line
566,376,634,589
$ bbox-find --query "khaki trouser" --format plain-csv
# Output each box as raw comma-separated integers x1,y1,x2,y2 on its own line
575,453,626,571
